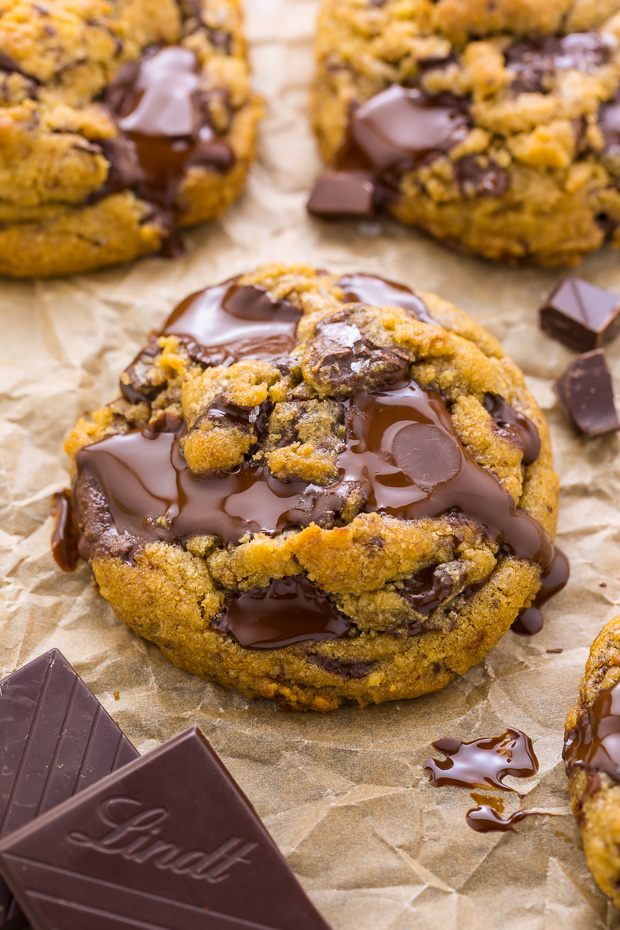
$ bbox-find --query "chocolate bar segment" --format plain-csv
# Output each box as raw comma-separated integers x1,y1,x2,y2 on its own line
0,649,138,930
0,727,331,930
539,277,620,351
553,349,620,438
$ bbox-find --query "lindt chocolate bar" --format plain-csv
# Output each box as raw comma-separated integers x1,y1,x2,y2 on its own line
539,277,620,351
553,349,620,438
0,649,138,930
0,727,331,930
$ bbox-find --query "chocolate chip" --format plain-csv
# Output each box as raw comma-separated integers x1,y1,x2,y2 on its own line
120,339,166,404
308,655,377,679
506,33,612,95
454,155,510,198
600,91,620,152
553,349,620,438
539,277,620,351
399,565,456,616
482,393,540,464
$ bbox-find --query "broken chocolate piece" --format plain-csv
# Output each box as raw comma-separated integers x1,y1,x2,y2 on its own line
553,349,620,438
539,277,620,351
0,727,331,930
307,170,376,217
0,649,138,930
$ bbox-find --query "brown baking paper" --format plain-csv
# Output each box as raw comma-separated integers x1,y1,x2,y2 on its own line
2,1,620,927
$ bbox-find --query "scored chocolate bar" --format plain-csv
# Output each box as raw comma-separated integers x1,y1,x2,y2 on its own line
0,727,331,930
0,649,138,930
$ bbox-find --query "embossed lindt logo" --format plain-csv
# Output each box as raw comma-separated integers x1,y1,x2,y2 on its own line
67,796,258,882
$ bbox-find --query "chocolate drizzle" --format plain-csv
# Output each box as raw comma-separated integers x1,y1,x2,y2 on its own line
51,490,79,573
162,280,301,365
511,547,569,635
103,46,234,245
308,86,471,218
215,577,351,649
563,679,620,783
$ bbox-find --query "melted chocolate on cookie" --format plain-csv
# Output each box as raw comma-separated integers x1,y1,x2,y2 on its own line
308,86,471,218
563,679,620,783
103,46,234,247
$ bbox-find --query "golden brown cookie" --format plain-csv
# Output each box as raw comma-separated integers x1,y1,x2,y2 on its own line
0,0,261,277
564,614,620,907
309,0,620,267
61,264,561,710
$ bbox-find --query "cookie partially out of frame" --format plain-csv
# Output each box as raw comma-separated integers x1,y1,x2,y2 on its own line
0,0,261,277
564,614,620,907
63,264,560,711
310,0,620,267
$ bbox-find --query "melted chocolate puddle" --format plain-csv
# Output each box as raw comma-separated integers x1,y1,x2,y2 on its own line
215,576,351,649
425,729,555,833
76,381,554,566
424,729,538,790
511,547,569,635
563,678,620,783
51,490,79,572
103,46,234,248
162,280,301,365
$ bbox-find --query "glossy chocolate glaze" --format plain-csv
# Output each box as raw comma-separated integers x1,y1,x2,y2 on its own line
563,679,620,783
482,392,540,465
76,380,554,572
51,490,79,573
214,577,351,649
337,273,438,326
511,547,569,635
162,280,301,365
104,46,234,235
424,728,539,790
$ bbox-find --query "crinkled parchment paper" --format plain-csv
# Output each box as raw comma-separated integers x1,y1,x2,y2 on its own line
2,1,620,927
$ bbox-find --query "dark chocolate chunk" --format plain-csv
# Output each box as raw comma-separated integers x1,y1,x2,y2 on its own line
0,650,138,930
307,170,376,217
398,564,456,616
0,727,331,930
553,349,620,437
539,277,620,351
453,155,510,198
307,655,377,679
600,91,620,150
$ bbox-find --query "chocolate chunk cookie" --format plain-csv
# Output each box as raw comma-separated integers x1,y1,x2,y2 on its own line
0,0,261,277
310,0,620,267
62,265,560,711
564,614,620,907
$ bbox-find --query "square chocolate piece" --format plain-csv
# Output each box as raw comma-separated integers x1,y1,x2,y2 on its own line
0,727,331,930
0,649,138,930
539,277,620,351
553,349,620,437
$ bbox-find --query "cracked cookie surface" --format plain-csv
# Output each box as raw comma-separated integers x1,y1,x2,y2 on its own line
62,264,560,711
310,0,620,266
0,0,261,276
564,614,620,907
